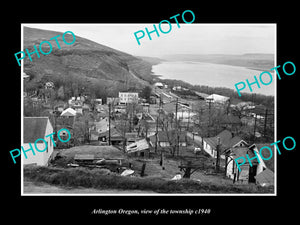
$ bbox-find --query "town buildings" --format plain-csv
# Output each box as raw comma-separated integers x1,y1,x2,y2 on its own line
119,92,139,105
23,81,274,189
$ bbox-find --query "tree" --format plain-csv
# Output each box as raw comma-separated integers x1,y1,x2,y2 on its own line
73,114,91,145
140,86,152,103
57,86,65,100
138,117,150,137
24,98,44,116
158,112,178,156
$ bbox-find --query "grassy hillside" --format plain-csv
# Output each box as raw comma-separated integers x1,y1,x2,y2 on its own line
23,27,152,98
24,166,274,194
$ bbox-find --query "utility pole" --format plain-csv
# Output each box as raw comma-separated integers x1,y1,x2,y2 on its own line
155,94,162,154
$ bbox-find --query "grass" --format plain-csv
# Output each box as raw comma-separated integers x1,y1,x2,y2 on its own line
24,166,274,194
23,181,156,194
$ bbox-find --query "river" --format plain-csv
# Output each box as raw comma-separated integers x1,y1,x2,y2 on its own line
151,61,275,96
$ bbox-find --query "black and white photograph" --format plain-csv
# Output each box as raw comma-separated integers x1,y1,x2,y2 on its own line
3,4,298,220
21,23,276,195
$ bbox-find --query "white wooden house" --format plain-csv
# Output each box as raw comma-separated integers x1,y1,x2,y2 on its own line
225,144,274,185
23,117,54,166
202,130,248,158
225,147,259,183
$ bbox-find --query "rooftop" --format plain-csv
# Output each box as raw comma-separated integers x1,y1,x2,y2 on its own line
251,143,274,172
60,107,76,117
230,147,259,165
203,129,246,153
24,117,50,143
206,94,230,102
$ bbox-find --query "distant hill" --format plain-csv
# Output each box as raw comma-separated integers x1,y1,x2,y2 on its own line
161,53,275,71
23,27,153,98
136,56,165,65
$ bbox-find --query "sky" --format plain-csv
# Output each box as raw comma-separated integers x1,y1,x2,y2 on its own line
23,23,276,57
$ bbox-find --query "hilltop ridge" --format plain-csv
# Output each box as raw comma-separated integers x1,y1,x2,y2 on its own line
23,27,153,98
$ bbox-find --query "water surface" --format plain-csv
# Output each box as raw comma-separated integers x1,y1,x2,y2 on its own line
152,61,275,96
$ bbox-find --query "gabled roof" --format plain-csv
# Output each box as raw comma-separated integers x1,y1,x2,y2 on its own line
230,147,259,165
228,136,244,147
217,129,233,143
204,130,232,150
24,117,49,143
60,107,76,117
250,143,274,172
203,130,247,153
